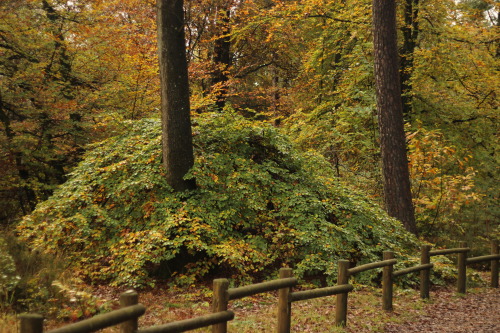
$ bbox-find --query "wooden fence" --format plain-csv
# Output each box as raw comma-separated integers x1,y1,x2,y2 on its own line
19,241,499,333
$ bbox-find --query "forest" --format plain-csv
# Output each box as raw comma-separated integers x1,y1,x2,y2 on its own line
0,0,498,328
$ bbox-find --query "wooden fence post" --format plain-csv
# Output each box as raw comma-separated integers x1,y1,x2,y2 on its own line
382,251,394,311
120,290,139,333
212,278,229,333
491,240,499,288
277,268,293,333
457,241,468,294
335,260,350,327
420,245,431,299
19,314,44,333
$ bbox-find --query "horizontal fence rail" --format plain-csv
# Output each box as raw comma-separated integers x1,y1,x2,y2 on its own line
228,277,298,300
348,259,398,276
47,304,146,333
393,263,434,277
466,254,500,265
19,240,499,333
137,311,234,333
289,284,353,302
429,247,470,256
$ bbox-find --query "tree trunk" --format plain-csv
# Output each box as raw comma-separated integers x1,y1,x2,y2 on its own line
157,0,195,191
212,6,231,110
400,0,420,121
372,0,418,235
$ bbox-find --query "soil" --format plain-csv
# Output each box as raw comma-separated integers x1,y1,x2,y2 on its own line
384,288,500,333
4,283,499,332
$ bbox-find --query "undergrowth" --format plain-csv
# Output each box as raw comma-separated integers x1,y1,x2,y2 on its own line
17,111,418,288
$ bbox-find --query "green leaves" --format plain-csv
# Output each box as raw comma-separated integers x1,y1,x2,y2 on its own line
18,112,418,287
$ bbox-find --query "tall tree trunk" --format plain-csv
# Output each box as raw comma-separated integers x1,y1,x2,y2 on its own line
157,0,195,191
212,6,231,110
400,0,420,121
372,0,418,235
496,9,500,59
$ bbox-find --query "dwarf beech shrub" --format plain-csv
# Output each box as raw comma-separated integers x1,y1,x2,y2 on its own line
18,112,418,287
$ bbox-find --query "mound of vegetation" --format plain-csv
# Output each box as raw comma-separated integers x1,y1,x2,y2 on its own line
18,112,418,287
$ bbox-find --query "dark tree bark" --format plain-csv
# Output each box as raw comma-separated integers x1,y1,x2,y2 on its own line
157,0,195,191
400,0,420,121
496,9,500,59
372,0,418,235
212,6,231,110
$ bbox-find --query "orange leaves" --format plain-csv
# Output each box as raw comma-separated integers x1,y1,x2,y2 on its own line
209,173,219,183
407,125,481,235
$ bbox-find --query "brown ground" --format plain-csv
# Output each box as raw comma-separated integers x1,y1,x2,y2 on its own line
384,288,499,333
2,284,498,332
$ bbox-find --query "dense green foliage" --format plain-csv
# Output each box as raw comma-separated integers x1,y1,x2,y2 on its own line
18,113,417,287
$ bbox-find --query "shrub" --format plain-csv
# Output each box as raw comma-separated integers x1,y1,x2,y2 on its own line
18,112,418,287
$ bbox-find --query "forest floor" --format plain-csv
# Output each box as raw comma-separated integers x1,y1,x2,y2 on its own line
383,287,499,333
2,277,499,332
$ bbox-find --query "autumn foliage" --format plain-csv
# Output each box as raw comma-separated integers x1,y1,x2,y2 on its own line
18,113,418,287
1,0,498,294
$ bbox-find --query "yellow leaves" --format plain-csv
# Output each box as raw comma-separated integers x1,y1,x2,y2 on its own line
408,125,481,224
210,173,219,183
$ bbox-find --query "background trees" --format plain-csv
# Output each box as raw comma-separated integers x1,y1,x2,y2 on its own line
1,0,95,220
1,0,498,243
409,0,499,241
1,0,160,224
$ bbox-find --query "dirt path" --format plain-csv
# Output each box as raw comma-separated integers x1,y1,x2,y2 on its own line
384,288,500,333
